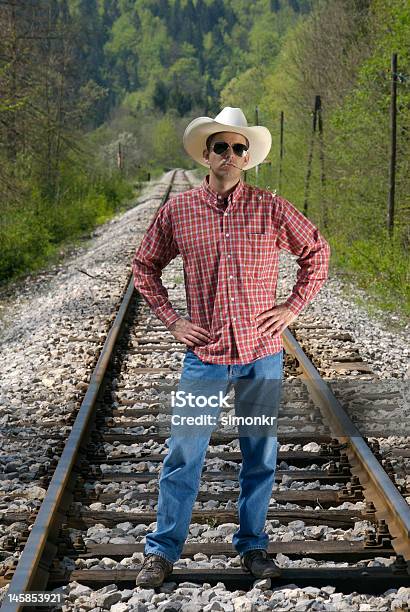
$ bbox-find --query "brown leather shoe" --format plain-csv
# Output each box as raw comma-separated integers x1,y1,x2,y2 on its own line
241,549,281,578
135,553,174,587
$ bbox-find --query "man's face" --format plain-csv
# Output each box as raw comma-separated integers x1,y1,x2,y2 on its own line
203,131,250,180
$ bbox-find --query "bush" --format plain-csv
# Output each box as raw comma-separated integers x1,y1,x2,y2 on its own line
0,209,52,280
0,168,134,284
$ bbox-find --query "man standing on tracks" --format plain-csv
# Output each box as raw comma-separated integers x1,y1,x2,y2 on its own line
132,107,330,587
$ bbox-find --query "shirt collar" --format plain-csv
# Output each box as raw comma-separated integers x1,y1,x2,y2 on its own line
200,174,244,206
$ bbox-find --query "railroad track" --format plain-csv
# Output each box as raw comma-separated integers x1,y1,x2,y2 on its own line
1,169,409,611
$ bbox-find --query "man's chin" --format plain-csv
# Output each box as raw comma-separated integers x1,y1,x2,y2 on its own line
212,164,241,179
220,164,239,171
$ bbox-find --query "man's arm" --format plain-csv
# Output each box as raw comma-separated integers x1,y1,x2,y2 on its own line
255,195,330,337
132,201,181,328
276,195,330,315
132,202,214,347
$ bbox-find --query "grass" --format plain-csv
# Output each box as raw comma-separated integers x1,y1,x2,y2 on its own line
330,262,409,332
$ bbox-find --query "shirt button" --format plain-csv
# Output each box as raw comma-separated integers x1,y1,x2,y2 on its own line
232,317,237,321
229,275,233,279
227,254,231,258
226,233,229,237
258,195,262,200
231,297,235,301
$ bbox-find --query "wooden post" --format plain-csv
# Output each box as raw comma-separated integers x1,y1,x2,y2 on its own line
303,95,320,217
317,96,327,228
254,106,259,186
278,111,284,193
387,53,397,238
117,142,124,171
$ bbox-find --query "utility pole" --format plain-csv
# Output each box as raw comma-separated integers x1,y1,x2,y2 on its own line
278,111,284,193
254,105,259,186
304,95,323,218
117,142,124,172
387,52,397,238
317,97,327,228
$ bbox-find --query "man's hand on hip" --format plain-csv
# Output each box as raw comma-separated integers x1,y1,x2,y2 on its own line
169,317,213,348
254,304,297,338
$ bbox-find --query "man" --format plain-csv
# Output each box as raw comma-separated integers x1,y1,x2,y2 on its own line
132,107,330,587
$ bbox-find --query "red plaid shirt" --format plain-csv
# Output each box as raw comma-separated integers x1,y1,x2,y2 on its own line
132,176,330,364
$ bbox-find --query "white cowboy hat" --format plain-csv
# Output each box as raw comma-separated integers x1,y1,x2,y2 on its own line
183,106,272,170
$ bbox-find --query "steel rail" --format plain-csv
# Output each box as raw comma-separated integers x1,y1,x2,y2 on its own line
2,170,178,612
283,328,410,562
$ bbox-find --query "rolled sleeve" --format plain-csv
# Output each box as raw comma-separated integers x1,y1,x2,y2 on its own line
132,200,181,328
275,196,330,316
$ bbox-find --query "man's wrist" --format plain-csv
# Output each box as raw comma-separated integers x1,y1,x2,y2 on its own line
284,295,305,317
166,314,182,330
154,304,181,329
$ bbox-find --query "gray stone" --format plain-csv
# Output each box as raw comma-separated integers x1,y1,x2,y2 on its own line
100,556,118,568
72,596,96,611
116,521,134,531
294,600,314,611
253,578,271,591
233,596,253,612
203,601,231,611
306,526,326,540
288,520,306,532
94,584,118,595
268,590,286,602
127,604,147,612
132,588,155,603
216,523,238,536
69,582,93,600
95,591,122,609
303,586,321,597
25,486,46,500
110,603,129,612
383,589,397,597
321,586,336,595
156,600,182,611
111,536,136,544
180,603,203,612
151,593,167,604
120,589,135,602
397,587,410,596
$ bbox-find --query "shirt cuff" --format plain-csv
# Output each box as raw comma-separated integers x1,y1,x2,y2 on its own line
154,304,181,329
284,293,307,317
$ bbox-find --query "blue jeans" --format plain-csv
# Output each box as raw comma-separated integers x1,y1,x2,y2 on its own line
144,349,283,564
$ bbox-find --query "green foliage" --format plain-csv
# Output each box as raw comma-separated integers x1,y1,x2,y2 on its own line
98,0,304,117
0,153,134,283
152,115,185,167
330,234,410,313
0,209,52,280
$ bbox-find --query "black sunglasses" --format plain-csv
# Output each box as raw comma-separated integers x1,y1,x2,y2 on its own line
212,141,249,157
